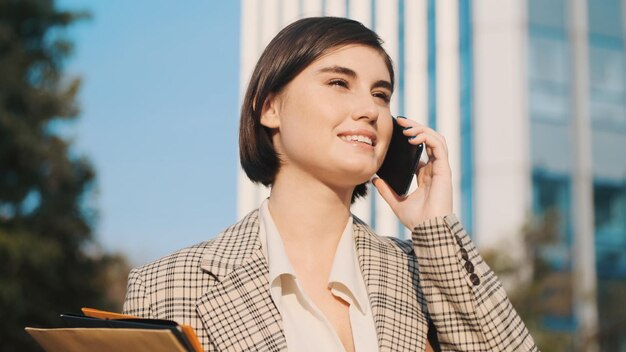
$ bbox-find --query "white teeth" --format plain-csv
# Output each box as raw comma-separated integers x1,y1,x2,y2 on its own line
341,135,373,146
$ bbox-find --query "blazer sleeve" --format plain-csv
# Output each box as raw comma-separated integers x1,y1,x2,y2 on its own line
122,267,155,318
412,215,539,352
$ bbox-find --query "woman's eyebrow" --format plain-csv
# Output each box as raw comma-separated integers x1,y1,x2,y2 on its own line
316,65,393,92
373,80,393,93
316,65,357,78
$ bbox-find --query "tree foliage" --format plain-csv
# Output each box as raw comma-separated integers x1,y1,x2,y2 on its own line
482,210,576,351
0,1,128,350
484,210,626,351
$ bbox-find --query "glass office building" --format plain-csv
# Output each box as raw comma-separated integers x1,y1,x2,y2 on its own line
237,0,626,347
529,0,626,342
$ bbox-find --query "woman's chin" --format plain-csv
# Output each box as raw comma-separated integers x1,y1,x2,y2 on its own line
334,170,375,188
336,160,378,177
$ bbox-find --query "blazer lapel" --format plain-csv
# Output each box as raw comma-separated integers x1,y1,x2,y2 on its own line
193,211,428,351
196,210,286,352
353,218,429,352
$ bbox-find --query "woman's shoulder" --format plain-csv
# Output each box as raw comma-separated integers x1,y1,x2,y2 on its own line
130,209,262,280
128,239,218,280
352,215,414,256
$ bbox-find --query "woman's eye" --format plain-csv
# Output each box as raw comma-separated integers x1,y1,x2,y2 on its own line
329,79,348,88
373,92,390,103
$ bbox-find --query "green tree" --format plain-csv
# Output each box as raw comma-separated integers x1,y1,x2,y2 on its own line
483,210,576,351
0,1,129,350
484,210,626,351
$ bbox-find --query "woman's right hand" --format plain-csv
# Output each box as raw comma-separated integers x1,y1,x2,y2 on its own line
372,117,453,230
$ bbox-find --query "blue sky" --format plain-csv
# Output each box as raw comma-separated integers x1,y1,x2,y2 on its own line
58,1,242,265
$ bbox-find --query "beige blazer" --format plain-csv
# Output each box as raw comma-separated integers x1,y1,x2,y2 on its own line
123,210,538,351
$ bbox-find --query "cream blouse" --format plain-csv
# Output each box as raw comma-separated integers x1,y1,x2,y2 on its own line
258,199,379,352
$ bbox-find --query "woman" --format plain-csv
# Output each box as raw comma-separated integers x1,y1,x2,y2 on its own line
124,17,538,352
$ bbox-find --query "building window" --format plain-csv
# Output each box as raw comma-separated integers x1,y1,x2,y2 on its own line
532,171,576,331
588,0,626,130
528,0,571,123
594,182,626,279
532,171,572,270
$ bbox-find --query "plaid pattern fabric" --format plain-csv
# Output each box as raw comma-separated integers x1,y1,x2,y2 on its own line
412,216,539,351
124,210,538,351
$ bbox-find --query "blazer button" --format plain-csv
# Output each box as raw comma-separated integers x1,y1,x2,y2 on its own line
455,235,463,247
470,273,480,286
459,248,469,261
464,260,475,273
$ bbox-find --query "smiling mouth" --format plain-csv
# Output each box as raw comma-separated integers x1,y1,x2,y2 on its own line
340,134,374,146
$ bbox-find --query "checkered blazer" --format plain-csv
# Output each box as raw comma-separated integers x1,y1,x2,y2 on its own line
123,210,538,351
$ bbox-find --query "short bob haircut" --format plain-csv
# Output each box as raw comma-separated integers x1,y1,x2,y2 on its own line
239,17,395,202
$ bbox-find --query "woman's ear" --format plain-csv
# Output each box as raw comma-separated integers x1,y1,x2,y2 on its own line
260,94,281,129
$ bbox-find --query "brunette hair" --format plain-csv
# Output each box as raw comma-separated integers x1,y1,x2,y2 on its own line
239,16,394,202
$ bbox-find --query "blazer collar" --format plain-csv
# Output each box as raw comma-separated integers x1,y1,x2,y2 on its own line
199,210,263,280
197,209,287,351
197,210,428,352
352,217,429,352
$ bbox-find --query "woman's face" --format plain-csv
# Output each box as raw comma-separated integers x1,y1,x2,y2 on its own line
261,44,393,190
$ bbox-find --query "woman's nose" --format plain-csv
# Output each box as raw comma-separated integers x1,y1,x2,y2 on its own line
351,93,379,123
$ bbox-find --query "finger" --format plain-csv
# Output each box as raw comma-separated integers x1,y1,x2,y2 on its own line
401,125,447,153
407,133,448,163
400,123,427,137
395,117,449,159
395,116,423,129
371,177,403,208
395,117,436,135
415,129,447,153
396,117,443,142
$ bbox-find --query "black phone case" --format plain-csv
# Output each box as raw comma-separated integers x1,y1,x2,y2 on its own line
376,117,424,196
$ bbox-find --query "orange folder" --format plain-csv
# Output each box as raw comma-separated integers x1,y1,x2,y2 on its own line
25,307,203,352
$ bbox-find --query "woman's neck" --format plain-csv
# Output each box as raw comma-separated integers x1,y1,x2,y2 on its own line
267,168,353,251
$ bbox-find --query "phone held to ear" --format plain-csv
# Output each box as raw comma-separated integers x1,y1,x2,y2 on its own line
376,116,424,197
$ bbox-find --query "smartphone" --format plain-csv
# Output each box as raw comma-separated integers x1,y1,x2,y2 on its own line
376,116,424,196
